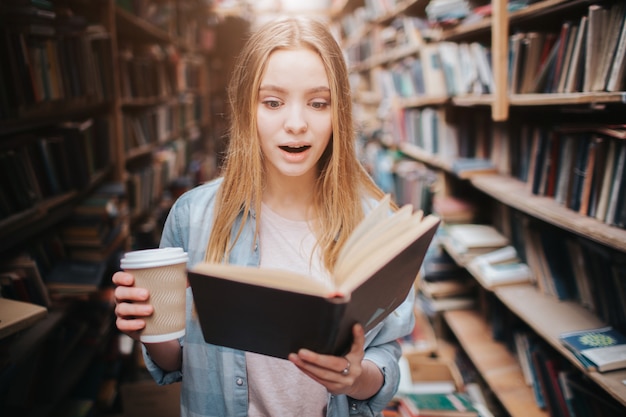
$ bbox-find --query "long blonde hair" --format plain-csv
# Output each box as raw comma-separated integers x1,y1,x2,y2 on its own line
206,17,389,272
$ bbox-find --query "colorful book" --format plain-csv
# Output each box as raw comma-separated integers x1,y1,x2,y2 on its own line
397,392,478,417
559,326,626,372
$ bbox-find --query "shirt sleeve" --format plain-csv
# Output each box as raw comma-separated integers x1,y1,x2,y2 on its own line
344,286,416,415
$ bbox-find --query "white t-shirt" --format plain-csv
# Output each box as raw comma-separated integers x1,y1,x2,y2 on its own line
246,203,331,417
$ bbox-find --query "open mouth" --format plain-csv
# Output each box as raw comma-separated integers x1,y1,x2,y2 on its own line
279,145,311,153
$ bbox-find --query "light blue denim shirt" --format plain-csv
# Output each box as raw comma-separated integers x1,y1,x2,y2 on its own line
144,177,416,417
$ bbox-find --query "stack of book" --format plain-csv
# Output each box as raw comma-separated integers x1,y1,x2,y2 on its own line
440,223,509,265
466,245,533,289
60,182,128,263
416,243,476,316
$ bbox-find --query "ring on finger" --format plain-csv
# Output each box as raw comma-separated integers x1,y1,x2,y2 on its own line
341,358,351,376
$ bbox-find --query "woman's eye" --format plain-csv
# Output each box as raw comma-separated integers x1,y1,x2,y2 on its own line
310,101,329,109
263,100,282,108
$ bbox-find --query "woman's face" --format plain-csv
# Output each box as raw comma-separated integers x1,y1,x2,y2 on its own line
257,47,333,183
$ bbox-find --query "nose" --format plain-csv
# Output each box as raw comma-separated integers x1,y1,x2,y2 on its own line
284,104,307,134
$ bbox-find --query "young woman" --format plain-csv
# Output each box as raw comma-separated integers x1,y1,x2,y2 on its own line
113,16,415,417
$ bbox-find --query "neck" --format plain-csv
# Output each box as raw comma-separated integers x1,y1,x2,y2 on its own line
263,175,316,221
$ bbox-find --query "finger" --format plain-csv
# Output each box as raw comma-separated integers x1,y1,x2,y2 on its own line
115,286,150,303
115,316,147,334
349,324,366,356
115,300,153,318
292,348,351,375
112,271,135,286
290,350,360,387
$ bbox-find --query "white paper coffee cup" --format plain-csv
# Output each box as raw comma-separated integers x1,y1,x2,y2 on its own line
120,247,189,343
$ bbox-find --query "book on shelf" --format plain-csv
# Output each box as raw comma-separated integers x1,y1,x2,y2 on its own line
530,346,573,417
398,355,462,395
466,246,533,289
420,43,448,97
513,331,536,388
396,392,478,417
583,4,605,92
60,181,128,258
559,326,626,372
590,2,625,92
0,297,47,340
518,32,543,94
0,147,42,214
0,254,51,307
54,118,96,189
564,370,626,414
419,277,475,300
188,195,441,359
65,223,129,263
604,140,626,226
564,15,587,93
555,23,578,94
432,195,477,224
45,258,109,297
421,243,470,282
469,42,494,94
400,306,439,357
450,158,497,179
416,292,475,316
441,223,509,265
508,32,525,94
530,35,561,94
535,226,578,301
548,21,573,94
593,140,618,222
606,8,626,92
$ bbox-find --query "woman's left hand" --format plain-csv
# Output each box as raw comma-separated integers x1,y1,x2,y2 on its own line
288,324,383,399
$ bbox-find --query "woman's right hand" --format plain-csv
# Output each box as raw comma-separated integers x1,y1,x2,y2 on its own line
112,270,153,341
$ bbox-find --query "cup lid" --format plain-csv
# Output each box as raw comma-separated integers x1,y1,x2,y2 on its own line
120,247,188,269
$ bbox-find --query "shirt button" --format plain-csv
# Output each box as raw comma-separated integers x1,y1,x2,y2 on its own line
350,402,357,412
236,378,244,386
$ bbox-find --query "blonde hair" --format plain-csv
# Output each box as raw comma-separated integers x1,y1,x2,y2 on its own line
206,16,389,272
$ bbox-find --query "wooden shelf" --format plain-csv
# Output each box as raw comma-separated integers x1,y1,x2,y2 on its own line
444,309,548,417
115,6,172,44
372,0,429,24
509,92,626,106
350,42,422,72
496,285,626,407
470,174,626,252
452,94,493,106
0,168,111,252
441,17,492,42
397,96,450,108
508,0,589,23
0,100,111,136
399,143,453,172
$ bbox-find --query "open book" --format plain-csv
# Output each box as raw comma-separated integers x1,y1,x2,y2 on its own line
188,195,441,359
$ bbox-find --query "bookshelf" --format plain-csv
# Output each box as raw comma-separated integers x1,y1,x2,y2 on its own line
0,0,219,415
334,0,626,416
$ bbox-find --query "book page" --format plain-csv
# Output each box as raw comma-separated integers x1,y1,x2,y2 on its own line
334,204,416,283
335,194,391,268
190,263,335,297
338,214,440,293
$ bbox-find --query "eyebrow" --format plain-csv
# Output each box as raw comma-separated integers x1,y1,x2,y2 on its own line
259,84,330,94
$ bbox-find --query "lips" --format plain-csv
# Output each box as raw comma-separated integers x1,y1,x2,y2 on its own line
279,145,311,153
